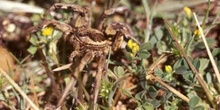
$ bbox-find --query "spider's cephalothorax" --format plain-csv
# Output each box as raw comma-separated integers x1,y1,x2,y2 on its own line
29,3,134,109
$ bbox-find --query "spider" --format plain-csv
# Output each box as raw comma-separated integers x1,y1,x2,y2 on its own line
29,3,136,109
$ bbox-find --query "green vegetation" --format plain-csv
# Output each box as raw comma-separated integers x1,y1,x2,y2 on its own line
0,0,220,110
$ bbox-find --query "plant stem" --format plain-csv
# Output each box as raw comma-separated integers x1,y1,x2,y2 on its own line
202,0,210,28
150,74,190,102
38,48,61,97
194,13,220,85
146,54,189,102
164,19,214,107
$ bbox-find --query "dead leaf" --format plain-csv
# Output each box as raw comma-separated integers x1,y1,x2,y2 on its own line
0,46,15,73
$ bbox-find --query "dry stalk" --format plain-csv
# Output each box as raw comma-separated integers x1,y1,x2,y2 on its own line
164,19,214,107
193,13,220,85
146,54,189,103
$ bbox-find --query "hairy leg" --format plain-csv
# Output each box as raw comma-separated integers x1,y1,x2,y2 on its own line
57,51,94,107
28,19,73,41
93,54,106,110
44,3,87,19
97,6,129,30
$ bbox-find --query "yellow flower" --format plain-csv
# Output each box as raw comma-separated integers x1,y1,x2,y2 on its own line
165,65,172,74
127,39,140,57
127,39,133,49
183,7,192,20
41,26,54,37
130,53,134,57
132,43,140,54
193,28,201,37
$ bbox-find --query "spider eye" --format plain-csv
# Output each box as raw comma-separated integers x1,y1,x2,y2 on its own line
80,13,85,17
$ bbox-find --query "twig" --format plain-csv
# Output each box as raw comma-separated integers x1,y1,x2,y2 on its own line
0,68,40,110
164,19,214,106
57,77,75,107
38,48,61,97
193,13,220,85
148,54,167,71
146,54,189,102
57,52,93,107
141,0,151,42
150,74,190,102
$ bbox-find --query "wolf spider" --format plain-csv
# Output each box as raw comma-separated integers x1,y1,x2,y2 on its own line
29,3,134,109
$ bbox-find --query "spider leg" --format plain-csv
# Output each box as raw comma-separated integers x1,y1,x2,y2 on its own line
43,3,87,19
105,22,133,38
104,22,140,51
29,19,74,41
69,50,79,62
44,3,91,32
104,23,131,51
97,6,129,30
57,51,94,107
48,19,73,32
103,7,129,17
93,54,106,110
111,32,124,51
